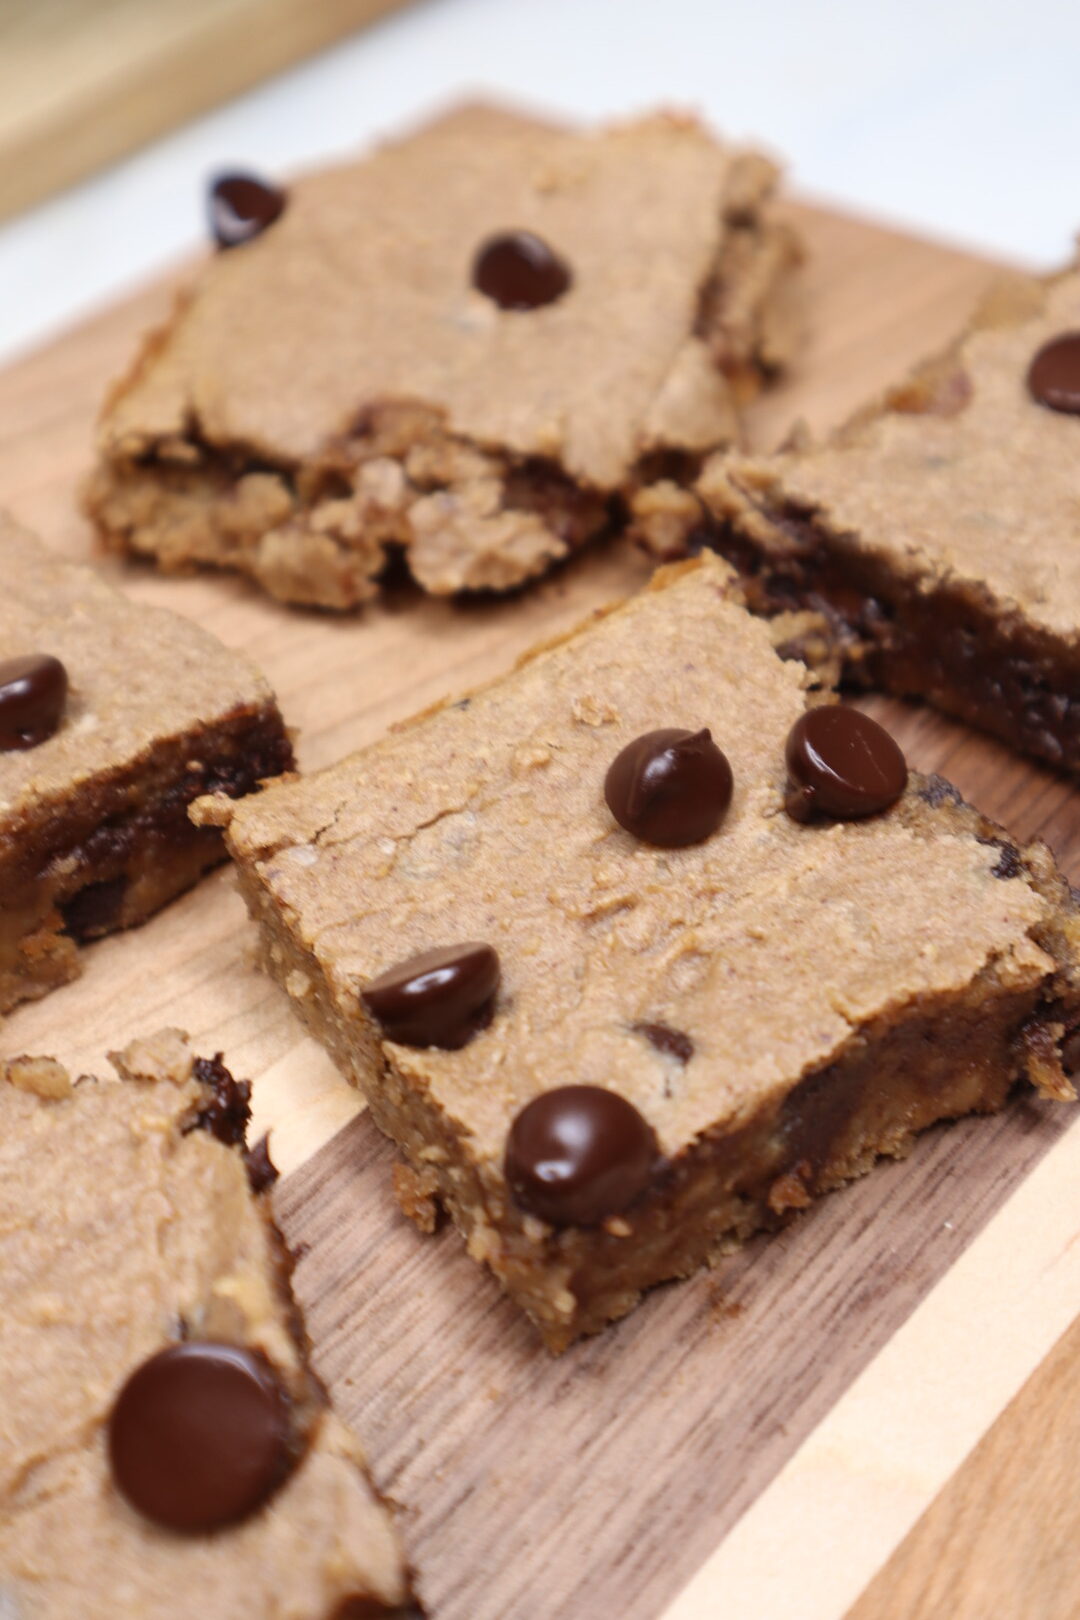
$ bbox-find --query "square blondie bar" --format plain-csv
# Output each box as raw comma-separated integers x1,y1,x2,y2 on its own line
0,1030,406,1616
86,104,800,609
0,516,291,1014
200,557,1080,1348
655,267,1080,773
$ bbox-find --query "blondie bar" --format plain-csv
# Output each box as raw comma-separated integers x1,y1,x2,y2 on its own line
0,515,292,1014
648,267,1080,773
86,104,800,609
0,1029,407,1617
198,557,1080,1348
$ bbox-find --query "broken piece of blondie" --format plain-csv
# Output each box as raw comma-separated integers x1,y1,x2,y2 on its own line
0,514,292,1014
86,104,800,609
648,266,1080,773
0,1028,407,1616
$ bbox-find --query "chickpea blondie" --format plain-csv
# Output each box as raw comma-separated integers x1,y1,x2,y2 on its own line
198,557,1080,1349
87,104,800,609
0,1029,407,1617
642,268,1080,773
0,515,291,1014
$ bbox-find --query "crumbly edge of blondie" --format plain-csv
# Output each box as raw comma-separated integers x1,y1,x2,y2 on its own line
84,201,801,610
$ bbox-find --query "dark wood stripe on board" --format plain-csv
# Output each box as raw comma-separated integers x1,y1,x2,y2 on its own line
277,1089,1072,1620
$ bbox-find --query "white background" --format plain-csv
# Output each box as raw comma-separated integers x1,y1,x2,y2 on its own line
1,0,1079,365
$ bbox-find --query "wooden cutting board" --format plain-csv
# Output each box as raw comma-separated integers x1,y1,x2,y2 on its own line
0,0,415,221
2,201,1079,1620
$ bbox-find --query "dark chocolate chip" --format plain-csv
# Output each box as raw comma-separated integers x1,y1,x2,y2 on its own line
917,773,965,811
472,231,571,311
634,1021,694,1064
504,1084,657,1226
362,942,500,1050
108,1341,292,1532
1027,333,1080,414
0,653,67,750
244,1133,279,1194
983,838,1022,881
605,728,733,847
208,173,286,249
784,706,907,822
59,875,126,942
683,526,720,558
1062,1029,1080,1076
191,1053,252,1148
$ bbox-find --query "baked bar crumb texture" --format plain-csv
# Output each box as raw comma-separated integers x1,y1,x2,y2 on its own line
0,1028,407,1619
203,557,1080,1350
86,103,801,610
0,515,292,1015
655,267,1080,773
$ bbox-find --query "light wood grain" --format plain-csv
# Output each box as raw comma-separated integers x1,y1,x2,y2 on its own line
0,200,1076,1618
847,1229,1080,1619
278,1095,1072,1620
0,0,414,221
664,1075,1080,1620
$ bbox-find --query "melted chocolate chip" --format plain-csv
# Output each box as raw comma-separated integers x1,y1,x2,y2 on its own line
918,773,964,811
784,706,907,822
0,653,67,750
244,1134,279,1194
978,837,1023,880
191,1053,252,1148
1062,1028,1080,1076
59,876,126,942
605,728,733,847
208,173,286,249
362,943,500,1049
683,526,720,558
634,1022,694,1063
1027,333,1080,414
108,1341,292,1532
504,1085,657,1226
472,231,571,310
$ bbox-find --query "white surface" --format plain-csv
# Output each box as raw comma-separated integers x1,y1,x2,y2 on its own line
2,0,1079,366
